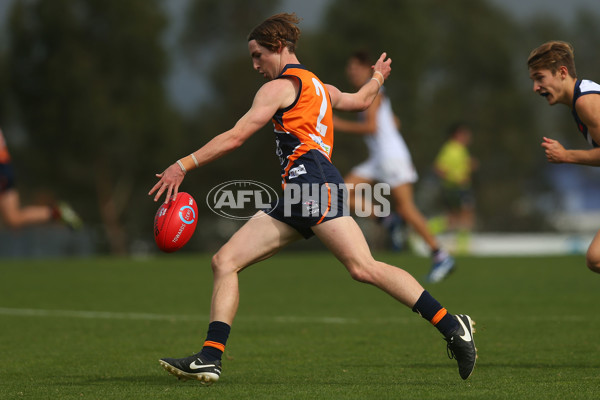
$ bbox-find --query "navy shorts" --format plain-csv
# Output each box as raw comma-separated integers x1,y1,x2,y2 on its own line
441,185,474,211
267,150,350,239
0,163,15,194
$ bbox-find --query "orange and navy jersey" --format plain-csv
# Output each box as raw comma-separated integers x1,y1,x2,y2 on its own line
272,64,334,183
0,128,10,164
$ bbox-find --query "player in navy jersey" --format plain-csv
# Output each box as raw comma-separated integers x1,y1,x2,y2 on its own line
528,40,600,273
150,13,476,384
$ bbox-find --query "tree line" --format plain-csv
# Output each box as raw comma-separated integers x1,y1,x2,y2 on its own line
1,0,598,254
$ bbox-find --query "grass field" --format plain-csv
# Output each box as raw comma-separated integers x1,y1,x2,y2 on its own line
1,252,599,399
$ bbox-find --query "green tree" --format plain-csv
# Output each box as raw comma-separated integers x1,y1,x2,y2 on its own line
178,0,283,196
311,0,551,230
175,0,600,236
8,0,182,253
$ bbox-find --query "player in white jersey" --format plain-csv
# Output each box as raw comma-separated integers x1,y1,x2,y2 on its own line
528,40,600,273
334,51,455,283
351,90,416,189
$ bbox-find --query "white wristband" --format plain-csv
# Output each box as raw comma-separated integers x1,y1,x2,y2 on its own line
371,71,384,87
176,160,187,174
190,153,199,167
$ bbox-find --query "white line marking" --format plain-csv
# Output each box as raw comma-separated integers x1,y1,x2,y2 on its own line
0,307,205,321
2,307,590,325
0,307,381,324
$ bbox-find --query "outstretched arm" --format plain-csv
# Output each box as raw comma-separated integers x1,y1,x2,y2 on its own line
149,79,295,202
326,52,391,112
332,94,381,135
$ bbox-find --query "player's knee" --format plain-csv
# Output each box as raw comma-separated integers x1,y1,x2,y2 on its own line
211,249,242,276
345,260,377,284
348,268,370,283
211,251,229,275
585,256,600,273
585,244,600,273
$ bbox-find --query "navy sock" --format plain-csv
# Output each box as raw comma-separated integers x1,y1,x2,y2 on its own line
199,321,231,361
412,290,459,337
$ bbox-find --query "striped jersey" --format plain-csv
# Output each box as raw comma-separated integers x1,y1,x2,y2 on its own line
572,79,600,148
271,64,334,184
0,128,10,164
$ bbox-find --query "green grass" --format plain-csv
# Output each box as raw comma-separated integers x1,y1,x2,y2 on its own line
1,252,599,399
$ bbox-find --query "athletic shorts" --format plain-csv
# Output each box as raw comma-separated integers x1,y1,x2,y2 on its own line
267,150,349,239
351,157,418,187
0,163,15,194
441,185,475,211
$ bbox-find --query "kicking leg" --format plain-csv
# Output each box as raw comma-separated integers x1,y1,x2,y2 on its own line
312,216,476,379
312,215,422,306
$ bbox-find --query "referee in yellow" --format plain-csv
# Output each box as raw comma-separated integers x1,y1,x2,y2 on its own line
433,123,477,254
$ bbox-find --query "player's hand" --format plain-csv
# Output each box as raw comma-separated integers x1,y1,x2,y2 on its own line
541,137,567,163
372,52,392,80
148,163,185,203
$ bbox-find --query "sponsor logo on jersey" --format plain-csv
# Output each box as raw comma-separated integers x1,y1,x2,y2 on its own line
309,134,331,156
303,199,320,216
288,164,307,179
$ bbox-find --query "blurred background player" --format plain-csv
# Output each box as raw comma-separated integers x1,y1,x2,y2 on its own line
431,123,477,254
0,128,82,230
528,40,600,274
333,51,455,283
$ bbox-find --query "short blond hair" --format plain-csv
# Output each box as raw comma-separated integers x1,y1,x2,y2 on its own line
527,41,577,78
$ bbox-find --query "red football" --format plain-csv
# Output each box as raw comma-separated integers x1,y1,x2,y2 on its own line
154,192,198,253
